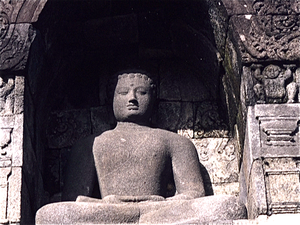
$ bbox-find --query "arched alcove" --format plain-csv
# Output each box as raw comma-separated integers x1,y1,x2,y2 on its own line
27,0,237,208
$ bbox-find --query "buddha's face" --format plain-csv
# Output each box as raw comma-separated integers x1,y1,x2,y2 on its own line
113,74,155,124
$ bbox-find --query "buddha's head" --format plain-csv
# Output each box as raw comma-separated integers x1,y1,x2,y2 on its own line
112,72,156,124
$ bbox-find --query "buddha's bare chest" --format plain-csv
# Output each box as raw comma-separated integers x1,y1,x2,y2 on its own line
96,132,168,171
93,131,170,196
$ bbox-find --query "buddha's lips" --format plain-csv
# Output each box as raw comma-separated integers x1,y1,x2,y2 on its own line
127,104,139,110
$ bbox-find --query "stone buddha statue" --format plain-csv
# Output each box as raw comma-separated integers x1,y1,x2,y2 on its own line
36,72,246,224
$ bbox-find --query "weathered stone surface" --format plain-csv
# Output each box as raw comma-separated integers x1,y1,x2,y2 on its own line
0,75,24,224
7,167,22,223
246,159,268,219
47,109,92,149
91,106,115,134
241,104,300,218
206,0,228,57
0,77,14,115
192,138,239,195
11,114,23,167
221,0,254,16
263,157,300,214
255,104,300,157
213,182,240,196
223,0,300,18
0,24,36,71
194,101,229,138
156,101,182,131
0,0,47,24
159,60,210,102
13,76,24,114
36,195,247,224
176,103,194,139
0,167,10,223
229,14,300,62
243,63,300,105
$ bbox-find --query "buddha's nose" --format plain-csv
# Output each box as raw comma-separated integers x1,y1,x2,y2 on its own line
128,90,137,101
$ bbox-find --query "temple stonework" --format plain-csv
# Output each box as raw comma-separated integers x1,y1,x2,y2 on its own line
0,0,299,224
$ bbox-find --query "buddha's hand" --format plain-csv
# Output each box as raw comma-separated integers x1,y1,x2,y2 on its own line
102,195,165,203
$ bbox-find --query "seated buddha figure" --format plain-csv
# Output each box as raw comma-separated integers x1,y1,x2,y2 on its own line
36,71,246,224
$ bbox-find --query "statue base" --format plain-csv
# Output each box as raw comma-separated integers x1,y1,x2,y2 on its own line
36,195,247,224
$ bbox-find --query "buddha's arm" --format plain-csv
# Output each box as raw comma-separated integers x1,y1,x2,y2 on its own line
168,135,205,200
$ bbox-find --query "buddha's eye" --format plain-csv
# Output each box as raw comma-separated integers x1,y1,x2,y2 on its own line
137,90,147,95
116,88,129,95
136,88,148,95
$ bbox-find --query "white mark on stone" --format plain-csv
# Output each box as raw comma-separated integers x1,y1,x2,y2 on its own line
240,35,246,41
245,15,252,20
121,138,126,142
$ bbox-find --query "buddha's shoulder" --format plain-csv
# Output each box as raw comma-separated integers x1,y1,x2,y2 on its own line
93,129,117,143
150,128,190,142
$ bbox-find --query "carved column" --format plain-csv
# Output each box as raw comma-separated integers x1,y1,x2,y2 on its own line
222,0,300,219
0,0,47,224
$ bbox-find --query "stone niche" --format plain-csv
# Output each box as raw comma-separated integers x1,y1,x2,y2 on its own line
26,0,243,212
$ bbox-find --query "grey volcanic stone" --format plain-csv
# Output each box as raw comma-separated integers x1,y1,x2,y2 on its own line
36,195,246,224
36,201,140,224
36,72,246,224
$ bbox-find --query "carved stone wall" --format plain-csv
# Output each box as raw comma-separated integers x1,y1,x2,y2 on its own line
0,0,47,224
241,104,300,218
222,0,300,147
0,0,47,70
221,0,300,219
0,76,24,224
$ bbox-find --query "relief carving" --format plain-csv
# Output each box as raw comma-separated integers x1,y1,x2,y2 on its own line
0,77,14,115
192,138,239,186
0,23,36,71
47,109,91,149
286,67,300,103
194,101,229,138
253,0,300,15
232,1,300,62
251,64,299,104
193,138,236,162
194,139,209,161
263,158,300,214
0,1,11,40
0,128,12,155
260,117,298,147
0,0,48,70
0,126,12,223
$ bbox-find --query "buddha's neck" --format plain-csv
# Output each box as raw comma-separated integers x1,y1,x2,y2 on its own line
115,121,151,130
